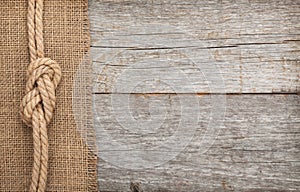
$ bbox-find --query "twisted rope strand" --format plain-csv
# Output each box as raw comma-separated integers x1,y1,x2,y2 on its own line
35,0,44,58
28,0,36,62
21,1,61,191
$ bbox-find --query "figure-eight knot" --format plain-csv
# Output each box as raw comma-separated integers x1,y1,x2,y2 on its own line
20,57,61,192
21,58,61,126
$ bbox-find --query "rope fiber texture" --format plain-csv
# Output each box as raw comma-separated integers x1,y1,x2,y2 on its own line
20,0,62,191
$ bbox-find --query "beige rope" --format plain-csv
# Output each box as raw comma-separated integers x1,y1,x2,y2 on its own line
21,0,61,191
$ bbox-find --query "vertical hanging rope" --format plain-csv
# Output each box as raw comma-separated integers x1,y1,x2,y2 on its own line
20,0,62,191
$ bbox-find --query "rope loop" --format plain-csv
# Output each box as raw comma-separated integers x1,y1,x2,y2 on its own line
21,58,61,127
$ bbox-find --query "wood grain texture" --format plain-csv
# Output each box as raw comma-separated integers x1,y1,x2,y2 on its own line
94,94,300,191
90,0,299,94
89,0,300,191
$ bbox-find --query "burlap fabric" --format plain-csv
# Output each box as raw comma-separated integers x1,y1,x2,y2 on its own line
0,1,97,191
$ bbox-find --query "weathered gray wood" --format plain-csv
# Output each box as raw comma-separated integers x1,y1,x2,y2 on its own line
89,0,300,191
94,94,300,191
90,0,299,93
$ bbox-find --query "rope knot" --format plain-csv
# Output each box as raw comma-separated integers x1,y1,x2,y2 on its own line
21,58,61,127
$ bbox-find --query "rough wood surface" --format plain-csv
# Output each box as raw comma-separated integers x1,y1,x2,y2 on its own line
94,94,299,191
88,0,300,191
90,0,299,94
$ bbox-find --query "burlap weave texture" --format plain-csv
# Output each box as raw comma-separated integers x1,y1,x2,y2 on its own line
0,1,97,191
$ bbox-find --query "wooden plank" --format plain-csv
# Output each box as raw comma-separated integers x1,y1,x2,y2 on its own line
89,0,300,191
89,0,300,93
94,94,300,191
